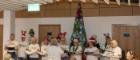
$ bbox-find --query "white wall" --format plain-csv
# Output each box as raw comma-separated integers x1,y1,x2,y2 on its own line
14,16,140,48
1,16,140,48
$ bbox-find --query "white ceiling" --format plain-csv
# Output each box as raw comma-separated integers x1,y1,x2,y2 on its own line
0,0,54,11
0,0,100,11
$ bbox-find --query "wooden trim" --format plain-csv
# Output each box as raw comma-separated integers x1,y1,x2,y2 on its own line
38,24,61,44
0,1,140,18
0,25,3,60
39,24,61,32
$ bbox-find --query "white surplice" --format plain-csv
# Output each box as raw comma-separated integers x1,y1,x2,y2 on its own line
39,45,48,60
25,44,40,58
5,40,19,53
69,46,82,60
18,41,28,58
110,47,122,60
47,45,64,60
101,46,122,60
84,47,99,60
60,44,69,51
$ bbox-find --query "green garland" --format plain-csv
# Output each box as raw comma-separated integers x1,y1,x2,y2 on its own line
29,28,35,37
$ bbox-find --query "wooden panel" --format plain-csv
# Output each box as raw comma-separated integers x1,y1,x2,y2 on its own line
135,26,140,60
16,11,40,18
71,8,99,17
45,9,71,17
82,3,99,9
0,25,3,60
16,9,71,18
100,4,111,8
133,6,140,16
0,2,140,18
71,2,99,9
70,2,81,9
112,24,140,60
0,12,3,18
39,24,61,44
83,8,99,16
44,2,70,10
100,7,132,16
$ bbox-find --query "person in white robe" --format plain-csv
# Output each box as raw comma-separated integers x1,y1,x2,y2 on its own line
47,37,64,60
59,37,69,60
84,40,100,60
5,34,19,60
38,40,48,60
25,37,40,60
18,34,28,60
57,32,69,60
101,40,122,60
100,39,112,60
69,39,82,60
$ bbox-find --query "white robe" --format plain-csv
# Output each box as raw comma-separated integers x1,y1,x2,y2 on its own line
60,44,69,51
101,47,122,60
25,44,40,58
69,46,82,60
39,45,48,60
110,47,122,60
5,40,19,53
47,45,64,60
18,41,28,58
84,47,99,60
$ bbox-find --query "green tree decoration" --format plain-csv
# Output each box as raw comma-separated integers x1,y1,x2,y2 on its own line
29,28,35,37
71,3,87,49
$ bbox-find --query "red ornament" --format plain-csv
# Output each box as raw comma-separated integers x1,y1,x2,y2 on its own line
57,32,67,40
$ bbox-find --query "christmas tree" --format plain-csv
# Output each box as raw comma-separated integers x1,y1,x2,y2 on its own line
71,2,87,48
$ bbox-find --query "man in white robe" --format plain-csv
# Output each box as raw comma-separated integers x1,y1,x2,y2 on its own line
101,40,122,60
5,34,19,60
84,40,100,60
47,38,64,60
69,39,82,60
18,35,28,60
18,40,28,60
38,41,48,60
25,37,40,60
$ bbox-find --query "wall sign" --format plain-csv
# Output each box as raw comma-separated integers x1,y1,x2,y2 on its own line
123,32,130,37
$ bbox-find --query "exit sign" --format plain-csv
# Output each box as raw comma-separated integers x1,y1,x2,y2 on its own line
28,3,40,12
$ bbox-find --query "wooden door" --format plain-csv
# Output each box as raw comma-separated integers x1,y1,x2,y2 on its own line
39,24,61,44
112,24,140,60
0,25,3,60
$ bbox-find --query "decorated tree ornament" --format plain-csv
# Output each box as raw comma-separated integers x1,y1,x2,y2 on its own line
21,30,27,38
44,35,49,45
89,35,97,40
71,3,87,49
21,30,27,42
57,32,67,40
